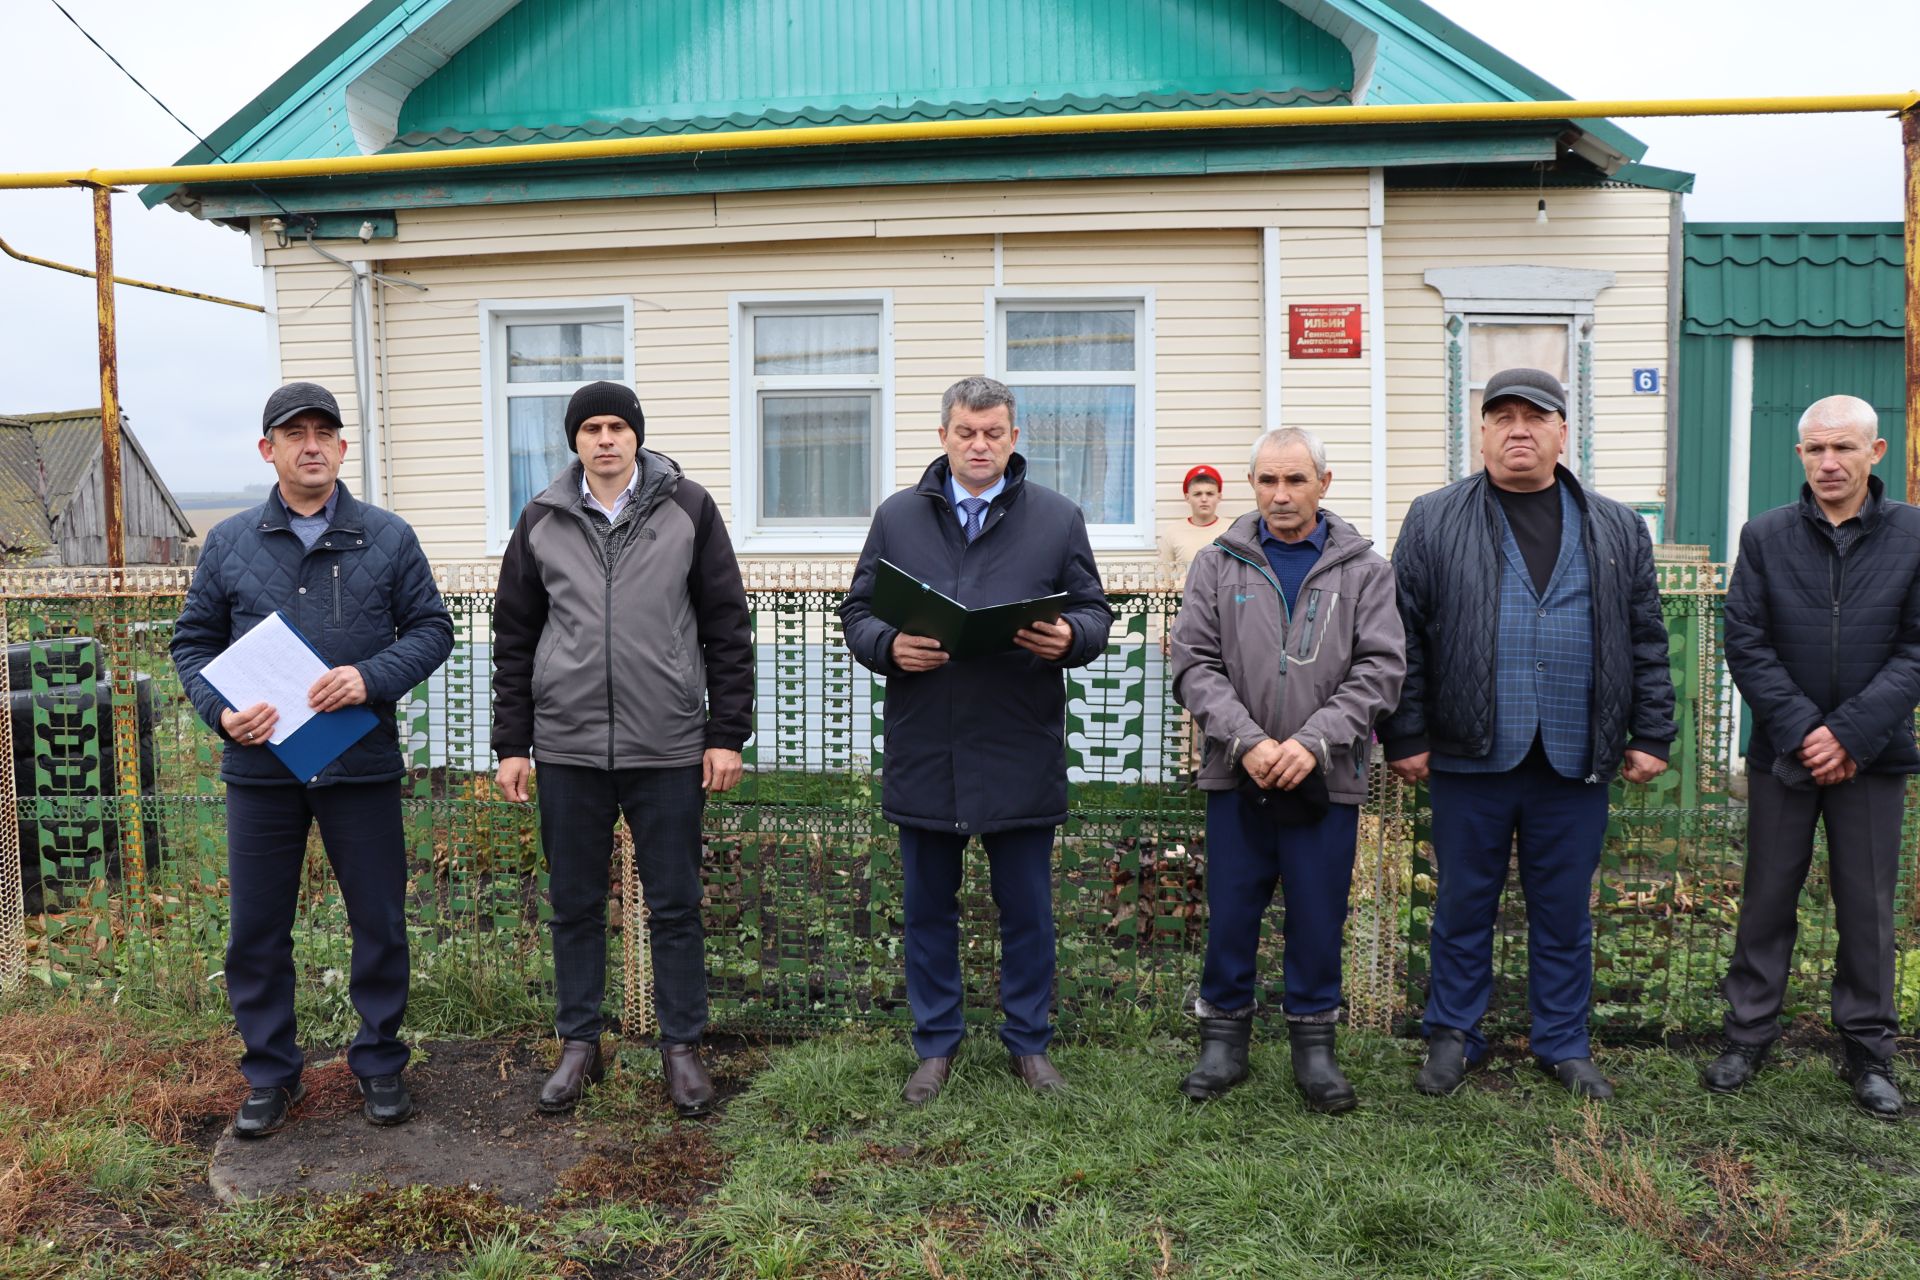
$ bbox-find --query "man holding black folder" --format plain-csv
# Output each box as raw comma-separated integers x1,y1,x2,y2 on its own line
173,382,454,1137
841,376,1112,1104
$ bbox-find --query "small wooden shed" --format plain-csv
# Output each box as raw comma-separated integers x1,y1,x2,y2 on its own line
0,410,194,567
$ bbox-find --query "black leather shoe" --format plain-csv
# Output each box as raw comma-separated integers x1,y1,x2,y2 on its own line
1288,1022,1356,1114
1542,1056,1614,1100
233,1080,306,1139
358,1073,413,1126
1415,1028,1468,1097
538,1038,605,1114
1701,1040,1769,1094
662,1043,716,1117
1842,1044,1905,1120
1180,1018,1251,1101
902,1056,951,1106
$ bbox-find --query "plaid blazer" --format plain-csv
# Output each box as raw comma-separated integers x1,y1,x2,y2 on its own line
1433,484,1594,779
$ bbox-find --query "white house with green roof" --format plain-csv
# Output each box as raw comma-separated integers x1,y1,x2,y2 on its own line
152,0,1691,564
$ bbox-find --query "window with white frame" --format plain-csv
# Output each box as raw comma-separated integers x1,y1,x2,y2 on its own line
990,294,1153,542
482,299,634,548
731,295,891,550
1424,267,1614,483
1463,317,1575,470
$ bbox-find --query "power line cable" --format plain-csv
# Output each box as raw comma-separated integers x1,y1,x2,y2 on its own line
44,0,307,228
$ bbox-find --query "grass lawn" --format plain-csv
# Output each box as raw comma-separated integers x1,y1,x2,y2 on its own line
3,1002,1919,1279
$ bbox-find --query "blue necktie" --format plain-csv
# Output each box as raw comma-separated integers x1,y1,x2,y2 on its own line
960,497,988,543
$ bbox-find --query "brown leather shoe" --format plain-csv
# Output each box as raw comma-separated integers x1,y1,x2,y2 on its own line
901,1056,951,1106
662,1043,715,1117
538,1038,605,1113
1010,1053,1066,1092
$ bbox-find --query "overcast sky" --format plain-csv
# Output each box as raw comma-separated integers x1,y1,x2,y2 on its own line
3,0,1916,494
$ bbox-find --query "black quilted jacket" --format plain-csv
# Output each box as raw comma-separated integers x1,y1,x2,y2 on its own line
1380,466,1676,779
1724,478,1920,774
172,484,454,786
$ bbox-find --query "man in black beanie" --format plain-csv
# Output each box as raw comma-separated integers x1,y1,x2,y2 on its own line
491,380,753,1116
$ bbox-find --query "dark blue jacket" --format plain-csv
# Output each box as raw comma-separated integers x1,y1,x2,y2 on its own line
840,455,1112,833
1725,477,1920,774
172,484,454,786
1381,466,1675,780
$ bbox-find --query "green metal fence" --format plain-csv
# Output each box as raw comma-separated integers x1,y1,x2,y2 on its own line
2,560,1915,1044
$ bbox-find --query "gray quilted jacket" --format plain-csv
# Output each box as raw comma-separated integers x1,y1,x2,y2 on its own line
171,484,455,786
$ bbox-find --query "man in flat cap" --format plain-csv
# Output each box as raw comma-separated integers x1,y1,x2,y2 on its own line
492,381,752,1118
173,382,454,1137
1382,368,1676,1100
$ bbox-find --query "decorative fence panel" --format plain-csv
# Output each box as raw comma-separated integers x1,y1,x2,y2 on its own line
2,561,1915,1043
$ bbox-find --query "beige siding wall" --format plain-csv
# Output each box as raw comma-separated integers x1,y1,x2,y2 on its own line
266,172,1669,561
1382,186,1673,540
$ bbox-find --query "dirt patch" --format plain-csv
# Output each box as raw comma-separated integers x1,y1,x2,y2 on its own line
209,1038,741,1210
557,1127,728,1207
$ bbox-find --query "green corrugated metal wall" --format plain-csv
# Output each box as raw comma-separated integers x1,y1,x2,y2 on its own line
1672,331,1734,558
396,0,1354,136
1748,338,1908,515
1672,224,1905,558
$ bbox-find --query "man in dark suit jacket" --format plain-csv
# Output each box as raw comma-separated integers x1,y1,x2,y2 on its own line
1383,368,1675,1101
840,376,1112,1105
1707,394,1920,1118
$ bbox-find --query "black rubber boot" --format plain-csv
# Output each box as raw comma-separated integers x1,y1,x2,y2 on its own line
1288,1022,1357,1114
1416,1027,1469,1097
1179,1017,1251,1101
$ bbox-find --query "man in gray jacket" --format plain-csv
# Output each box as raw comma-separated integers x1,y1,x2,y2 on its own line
1170,426,1406,1111
492,382,752,1117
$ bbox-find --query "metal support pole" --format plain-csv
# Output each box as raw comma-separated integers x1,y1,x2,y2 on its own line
1904,109,1918,505
90,185,124,571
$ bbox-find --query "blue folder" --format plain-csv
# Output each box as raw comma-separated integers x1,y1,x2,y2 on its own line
210,611,380,783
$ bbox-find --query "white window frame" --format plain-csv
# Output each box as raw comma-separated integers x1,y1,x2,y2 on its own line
728,291,895,554
1424,266,1614,484
984,287,1156,552
1458,313,1579,476
479,297,635,555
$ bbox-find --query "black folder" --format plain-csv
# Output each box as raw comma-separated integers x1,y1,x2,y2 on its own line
871,559,1069,660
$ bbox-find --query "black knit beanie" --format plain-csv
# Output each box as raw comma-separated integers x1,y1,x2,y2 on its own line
564,381,645,452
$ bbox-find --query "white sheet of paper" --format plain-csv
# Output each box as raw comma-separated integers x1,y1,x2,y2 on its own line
198,612,326,745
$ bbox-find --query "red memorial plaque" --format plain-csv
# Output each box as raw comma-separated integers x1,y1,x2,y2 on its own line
1289,304,1363,359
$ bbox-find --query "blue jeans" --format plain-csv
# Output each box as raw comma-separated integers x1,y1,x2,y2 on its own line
225,779,409,1087
899,824,1056,1058
537,762,708,1044
1200,791,1360,1017
1423,754,1610,1063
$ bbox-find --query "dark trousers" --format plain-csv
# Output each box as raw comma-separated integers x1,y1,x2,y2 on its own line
1723,771,1908,1061
1423,754,1611,1064
537,761,707,1044
899,824,1056,1059
1200,791,1360,1016
226,780,408,1088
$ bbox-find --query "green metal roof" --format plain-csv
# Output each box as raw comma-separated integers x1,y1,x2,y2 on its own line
1683,223,1904,338
150,0,1672,215
397,0,1349,140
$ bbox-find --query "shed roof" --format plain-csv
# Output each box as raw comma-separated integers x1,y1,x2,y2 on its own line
0,411,194,542
1683,222,1904,339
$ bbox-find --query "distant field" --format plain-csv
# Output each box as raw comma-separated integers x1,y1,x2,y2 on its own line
177,504,252,541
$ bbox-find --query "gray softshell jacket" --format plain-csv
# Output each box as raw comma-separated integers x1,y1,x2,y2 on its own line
490,451,753,770
1170,508,1407,805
